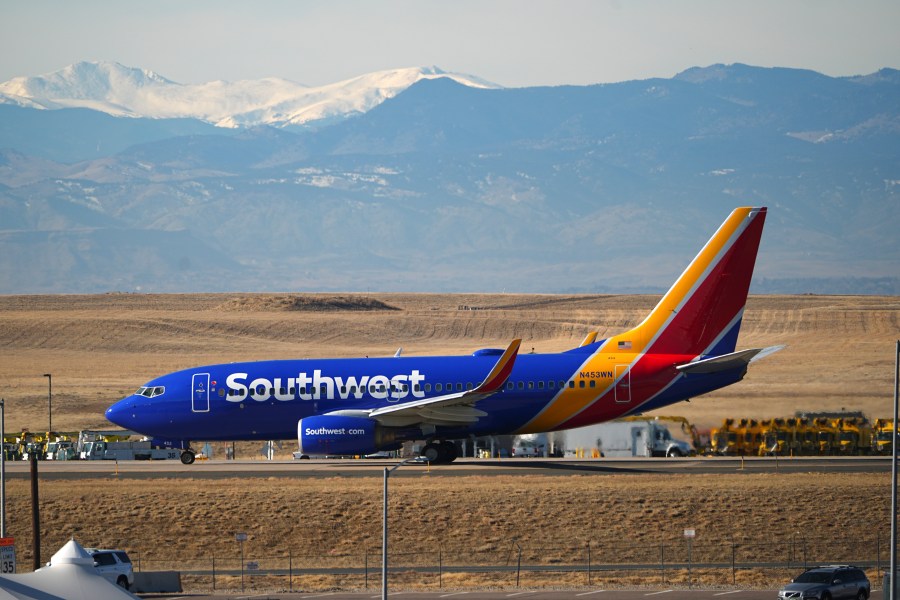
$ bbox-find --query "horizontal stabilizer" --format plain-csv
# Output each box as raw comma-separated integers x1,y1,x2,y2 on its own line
676,345,784,375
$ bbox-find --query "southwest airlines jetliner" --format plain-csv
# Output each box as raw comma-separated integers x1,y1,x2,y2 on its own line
106,206,780,464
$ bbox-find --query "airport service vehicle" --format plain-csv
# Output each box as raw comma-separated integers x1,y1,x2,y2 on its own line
86,548,134,590
511,432,552,457
565,418,693,457
44,440,76,460
835,418,873,455
80,440,180,461
512,441,542,457
758,418,796,456
21,441,45,461
710,419,739,455
873,418,894,455
778,565,870,600
106,207,781,465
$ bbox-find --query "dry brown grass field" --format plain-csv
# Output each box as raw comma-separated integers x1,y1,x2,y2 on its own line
2,473,893,590
1,293,898,591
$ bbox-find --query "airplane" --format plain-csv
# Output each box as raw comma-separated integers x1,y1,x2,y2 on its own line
106,206,781,464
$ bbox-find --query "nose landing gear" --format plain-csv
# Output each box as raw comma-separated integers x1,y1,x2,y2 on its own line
180,449,196,464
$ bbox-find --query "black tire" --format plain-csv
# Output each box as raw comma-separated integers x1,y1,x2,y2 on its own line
116,575,129,590
441,441,458,462
421,443,441,463
180,450,196,465
667,448,683,458
856,589,868,600
419,441,458,464
820,593,831,600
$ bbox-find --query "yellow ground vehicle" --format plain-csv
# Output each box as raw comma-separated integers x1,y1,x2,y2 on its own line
737,419,762,456
758,418,796,456
813,418,839,455
2,434,20,461
710,419,740,455
873,418,895,455
710,418,760,455
793,418,819,455
713,413,877,457
19,432,47,461
786,418,806,455
835,418,873,455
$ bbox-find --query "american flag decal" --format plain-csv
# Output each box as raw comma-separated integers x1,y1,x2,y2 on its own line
618,341,632,350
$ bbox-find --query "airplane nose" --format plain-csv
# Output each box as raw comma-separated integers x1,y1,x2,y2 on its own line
105,397,134,429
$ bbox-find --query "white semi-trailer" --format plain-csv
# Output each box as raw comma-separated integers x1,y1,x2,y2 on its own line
561,419,694,458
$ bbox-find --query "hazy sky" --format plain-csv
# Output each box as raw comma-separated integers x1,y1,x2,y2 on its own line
2,0,898,87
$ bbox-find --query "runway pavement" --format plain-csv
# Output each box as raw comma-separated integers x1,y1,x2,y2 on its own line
3,456,892,480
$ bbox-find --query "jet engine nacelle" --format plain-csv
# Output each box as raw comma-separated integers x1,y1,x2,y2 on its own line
298,415,382,455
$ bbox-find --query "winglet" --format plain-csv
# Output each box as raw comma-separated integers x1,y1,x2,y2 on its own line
475,338,521,394
366,338,521,422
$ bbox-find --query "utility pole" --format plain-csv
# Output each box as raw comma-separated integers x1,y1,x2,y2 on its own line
1,397,5,537
890,340,898,600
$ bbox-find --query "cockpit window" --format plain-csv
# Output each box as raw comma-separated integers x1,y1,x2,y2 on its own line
135,386,165,397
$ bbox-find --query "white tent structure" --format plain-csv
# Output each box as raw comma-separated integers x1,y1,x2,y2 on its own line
0,539,139,600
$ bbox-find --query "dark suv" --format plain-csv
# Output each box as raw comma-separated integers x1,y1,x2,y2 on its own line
778,565,870,600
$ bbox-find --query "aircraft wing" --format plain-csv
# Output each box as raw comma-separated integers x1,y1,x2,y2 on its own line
364,338,521,427
675,345,785,375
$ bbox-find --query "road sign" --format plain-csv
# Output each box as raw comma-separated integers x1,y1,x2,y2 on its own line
684,529,696,538
235,533,247,542
0,537,14,574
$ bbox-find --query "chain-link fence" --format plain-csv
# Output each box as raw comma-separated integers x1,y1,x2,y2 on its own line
132,533,892,592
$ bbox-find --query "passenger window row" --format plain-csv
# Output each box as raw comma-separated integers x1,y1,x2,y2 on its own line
221,378,595,398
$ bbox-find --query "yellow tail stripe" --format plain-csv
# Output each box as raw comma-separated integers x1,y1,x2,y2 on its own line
518,207,756,433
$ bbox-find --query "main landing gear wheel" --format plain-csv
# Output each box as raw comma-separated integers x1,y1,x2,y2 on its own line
180,450,196,465
420,441,458,464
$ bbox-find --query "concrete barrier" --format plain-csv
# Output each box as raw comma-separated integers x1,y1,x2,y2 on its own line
133,571,182,593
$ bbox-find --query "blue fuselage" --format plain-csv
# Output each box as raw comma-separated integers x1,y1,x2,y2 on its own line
105,343,745,442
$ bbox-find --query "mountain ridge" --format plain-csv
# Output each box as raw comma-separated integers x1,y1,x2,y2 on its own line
0,62,897,295
0,61,499,129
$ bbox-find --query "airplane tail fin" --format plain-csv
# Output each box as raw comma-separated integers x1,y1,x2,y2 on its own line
612,206,767,358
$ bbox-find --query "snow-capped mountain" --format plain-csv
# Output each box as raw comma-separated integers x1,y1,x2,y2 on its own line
2,63,897,295
0,61,500,128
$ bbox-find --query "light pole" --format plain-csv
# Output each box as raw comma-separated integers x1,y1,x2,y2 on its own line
1,397,5,537
382,457,416,600
42,374,52,433
890,340,898,600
